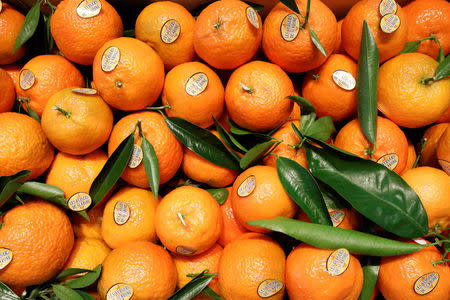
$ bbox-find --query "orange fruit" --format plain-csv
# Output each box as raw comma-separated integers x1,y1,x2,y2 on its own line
437,106,450,123
225,60,294,132
0,3,26,65
17,55,84,116
286,244,363,300
50,0,123,65
0,112,54,179
289,103,302,120
97,241,177,300
71,202,105,240
218,233,286,300
341,0,408,63
333,19,345,54
217,187,250,247
262,0,337,73
101,186,160,249
402,139,417,174
92,37,165,111
172,243,223,298
155,186,222,255
231,165,298,233
0,200,74,286
302,54,358,122
0,67,15,112
161,61,225,128
263,120,308,169
193,0,263,70
419,123,450,168
108,111,183,187
334,116,409,174
437,127,450,175
378,53,450,128
403,0,450,58
402,167,450,230
297,208,362,230
2,63,22,95
41,87,113,155
378,239,450,300
135,1,196,70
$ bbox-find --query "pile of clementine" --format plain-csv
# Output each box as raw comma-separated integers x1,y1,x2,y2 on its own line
0,0,449,299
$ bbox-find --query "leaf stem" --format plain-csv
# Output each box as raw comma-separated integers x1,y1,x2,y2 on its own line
413,138,427,168
145,104,171,111
52,105,71,118
300,0,311,28
420,77,435,85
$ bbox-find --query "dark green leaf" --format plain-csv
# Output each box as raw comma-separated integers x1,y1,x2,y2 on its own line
304,142,429,238
65,265,102,289
56,268,93,280
436,45,444,63
17,182,66,206
276,157,332,226
201,287,224,300
358,257,380,300
244,1,264,12
399,40,421,54
167,271,215,300
286,95,315,115
240,141,276,169
434,54,450,81
213,116,247,154
207,188,229,205
51,285,83,300
123,29,135,37
309,26,327,57
44,14,54,53
357,21,379,150
165,116,240,170
25,102,40,122
89,131,135,209
227,120,270,139
291,122,304,141
318,181,350,209
13,0,41,53
0,282,20,300
141,137,160,199
305,116,335,141
0,170,31,208
248,217,425,256
279,0,300,13
74,290,96,300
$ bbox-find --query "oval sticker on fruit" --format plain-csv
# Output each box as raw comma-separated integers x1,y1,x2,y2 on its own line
114,201,131,225
68,192,92,212
327,248,350,276
280,14,300,42
185,72,208,96
72,88,97,95
101,46,121,72
106,283,133,300
329,209,346,227
19,69,35,90
246,7,260,29
237,175,256,197
332,70,356,91
160,19,181,44
379,0,397,16
380,13,401,33
257,279,283,298
128,145,143,169
76,0,101,18
0,248,12,270
376,153,399,171
414,272,439,295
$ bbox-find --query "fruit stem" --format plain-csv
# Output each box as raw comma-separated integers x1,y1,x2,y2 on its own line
420,77,435,85
52,105,71,118
213,18,223,30
145,104,171,111
177,212,187,227
240,83,254,94
413,138,427,168
115,80,123,88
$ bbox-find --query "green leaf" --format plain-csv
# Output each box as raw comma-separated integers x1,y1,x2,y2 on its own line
248,217,424,256
52,285,83,300
65,265,102,289
434,54,450,81
226,120,270,139
318,181,350,209
309,26,327,57
123,29,135,37
141,137,160,199
25,102,41,122
240,141,276,169
56,268,93,280
357,20,379,152
358,257,380,300
286,95,315,115
13,0,41,53
167,271,215,300
279,0,300,13
44,14,54,53
276,157,332,226
305,116,335,141
0,282,20,300
213,116,247,154
17,181,66,206
436,46,444,63
399,40,421,54
304,142,429,238
201,287,224,300
207,188,229,205
89,131,135,209
0,170,31,208
74,290,96,300
164,116,240,170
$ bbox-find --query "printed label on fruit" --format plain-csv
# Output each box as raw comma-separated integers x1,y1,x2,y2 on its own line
19,69,35,90
0,248,12,270
380,13,401,33
438,159,450,175
246,7,260,29
76,0,101,18
101,46,120,72
128,145,143,169
329,209,345,227
68,192,92,212
413,238,427,245
176,245,197,255
414,272,439,295
280,14,300,42
106,283,133,300
379,0,397,16
72,88,97,95
114,201,130,225
376,153,399,171
327,248,350,276
160,19,181,44
332,70,356,91
185,72,208,96
257,279,283,298
237,175,256,197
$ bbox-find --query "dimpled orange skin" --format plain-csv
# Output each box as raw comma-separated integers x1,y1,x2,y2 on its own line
0,3,26,65
193,0,263,70
135,1,196,70
378,240,450,300
0,68,15,112
108,111,183,187
71,202,105,239
92,37,165,111
302,54,358,122
101,186,160,249
2,63,22,95
97,241,177,300
218,233,286,300
225,60,294,132
286,244,363,300
231,165,298,233
378,53,450,129
334,117,409,174
0,200,74,286
402,139,417,174
437,127,450,175
333,19,345,54
438,106,450,123
50,0,123,65
162,61,225,128
0,112,54,179
262,0,337,73
155,186,223,255
297,208,362,231
419,123,449,168
41,88,113,155
341,0,408,63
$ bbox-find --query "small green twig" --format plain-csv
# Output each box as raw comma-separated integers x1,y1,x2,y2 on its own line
52,105,71,118
145,104,171,111
413,138,427,168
